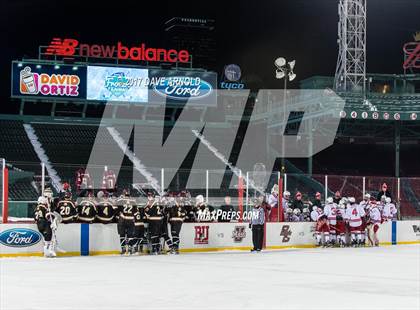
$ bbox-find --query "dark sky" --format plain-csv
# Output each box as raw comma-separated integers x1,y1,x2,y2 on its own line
1,0,419,99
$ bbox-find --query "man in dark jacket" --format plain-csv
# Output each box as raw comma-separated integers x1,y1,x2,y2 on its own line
333,191,341,204
291,192,304,211
312,192,323,208
376,183,392,201
218,196,235,222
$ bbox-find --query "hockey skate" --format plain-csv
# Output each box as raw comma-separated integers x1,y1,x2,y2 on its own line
45,245,56,258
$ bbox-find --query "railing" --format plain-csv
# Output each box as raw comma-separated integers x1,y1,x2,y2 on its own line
1,160,420,221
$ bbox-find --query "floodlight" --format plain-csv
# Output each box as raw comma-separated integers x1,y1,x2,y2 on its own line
275,57,286,68
276,70,285,79
289,73,296,81
288,60,296,70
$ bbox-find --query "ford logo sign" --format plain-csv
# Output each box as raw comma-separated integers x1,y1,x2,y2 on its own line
0,228,42,248
153,76,213,100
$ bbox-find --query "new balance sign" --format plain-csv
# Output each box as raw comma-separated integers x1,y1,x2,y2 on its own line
45,38,190,63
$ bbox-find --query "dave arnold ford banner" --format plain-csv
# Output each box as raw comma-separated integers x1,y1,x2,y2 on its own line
12,63,217,105
11,62,87,99
87,66,217,106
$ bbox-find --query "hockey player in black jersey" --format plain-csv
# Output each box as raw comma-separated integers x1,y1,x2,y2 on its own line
34,196,55,257
168,196,186,254
55,191,78,223
77,191,97,223
95,191,117,224
144,196,164,255
116,189,137,255
133,204,146,254
182,191,196,222
159,197,173,254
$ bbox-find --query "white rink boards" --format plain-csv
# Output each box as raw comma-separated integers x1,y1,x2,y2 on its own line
1,221,419,256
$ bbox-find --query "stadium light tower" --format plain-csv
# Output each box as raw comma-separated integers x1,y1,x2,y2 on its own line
334,0,367,93
274,57,296,172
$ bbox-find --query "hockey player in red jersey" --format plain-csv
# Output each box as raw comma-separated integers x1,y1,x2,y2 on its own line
75,167,92,192
367,201,382,247
323,197,338,246
382,197,397,221
102,166,117,195
335,200,347,247
312,206,330,246
359,194,372,246
345,197,366,247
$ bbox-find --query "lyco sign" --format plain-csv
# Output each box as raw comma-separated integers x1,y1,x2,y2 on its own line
46,38,190,63
0,228,42,248
220,64,245,89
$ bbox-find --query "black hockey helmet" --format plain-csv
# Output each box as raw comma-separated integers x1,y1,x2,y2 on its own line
122,188,130,197
64,190,72,200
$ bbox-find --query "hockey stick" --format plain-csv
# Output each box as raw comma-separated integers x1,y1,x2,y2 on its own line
51,211,66,254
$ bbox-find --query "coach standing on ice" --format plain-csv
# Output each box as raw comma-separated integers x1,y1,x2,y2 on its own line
250,197,265,252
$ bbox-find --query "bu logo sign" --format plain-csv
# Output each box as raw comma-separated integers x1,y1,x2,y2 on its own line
194,226,209,244
280,225,292,243
0,228,42,248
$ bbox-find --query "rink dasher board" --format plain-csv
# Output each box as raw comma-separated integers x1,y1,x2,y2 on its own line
0,221,419,257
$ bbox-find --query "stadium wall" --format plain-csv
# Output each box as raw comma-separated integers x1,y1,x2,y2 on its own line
0,221,419,257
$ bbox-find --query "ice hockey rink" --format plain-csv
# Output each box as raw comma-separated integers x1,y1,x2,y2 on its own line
1,244,419,310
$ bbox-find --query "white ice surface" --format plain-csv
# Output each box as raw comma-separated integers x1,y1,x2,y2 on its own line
1,245,419,310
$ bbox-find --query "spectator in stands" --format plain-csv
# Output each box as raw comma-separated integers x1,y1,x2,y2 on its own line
291,192,304,211
312,192,322,208
268,185,279,222
281,191,291,222
218,196,235,222
376,183,392,201
333,191,341,204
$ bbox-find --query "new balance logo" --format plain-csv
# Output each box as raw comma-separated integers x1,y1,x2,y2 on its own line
46,38,78,56
412,225,420,233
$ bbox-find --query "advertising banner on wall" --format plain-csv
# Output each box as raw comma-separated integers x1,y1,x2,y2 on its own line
148,69,217,106
12,62,217,106
11,62,87,99
87,66,149,103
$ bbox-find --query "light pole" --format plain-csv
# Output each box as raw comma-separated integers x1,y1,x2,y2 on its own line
274,57,296,173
